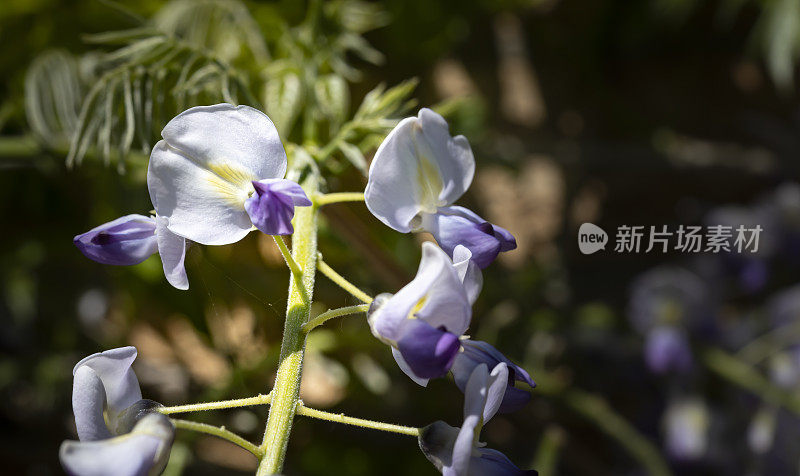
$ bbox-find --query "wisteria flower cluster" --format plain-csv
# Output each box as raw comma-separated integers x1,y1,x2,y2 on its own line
69,104,534,475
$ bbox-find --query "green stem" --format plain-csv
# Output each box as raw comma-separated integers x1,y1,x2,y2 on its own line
313,192,365,207
159,394,271,415
317,255,373,303
295,403,419,437
256,175,319,475
534,371,671,476
273,236,308,303
171,418,263,458
702,347,800,416
561,390,672,476
301,304,369,333
737,321,800,364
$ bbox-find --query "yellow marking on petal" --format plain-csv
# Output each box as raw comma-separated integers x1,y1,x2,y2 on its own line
206,161,257,207
411,122,444,213
408,294,428,320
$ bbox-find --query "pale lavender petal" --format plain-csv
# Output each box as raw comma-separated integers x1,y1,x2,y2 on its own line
156,216,188,290
396,320,461,380
423,206,516,269
452,245,483,305
244,179,311,235
446,416,479,476
463,363,489,422
74,215,157,266
483,363,509,424
73,347,141,423
60,413,174,476
72,366,112,441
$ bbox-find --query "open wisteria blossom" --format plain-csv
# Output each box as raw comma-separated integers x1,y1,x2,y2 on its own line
418,363,537,475
365,108,516,268
59,347,174,476
147,104,310,245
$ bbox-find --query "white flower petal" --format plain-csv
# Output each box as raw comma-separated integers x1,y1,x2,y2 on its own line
72,366,112,442
60,414,173,476
416,108,474,205
160,104,286,181
414,243,472,335
483,363,509,424
368,242,470,341
463,363,489,423
156,217,188,290
148,141,254,245
452,245,483,305
365,108,475,232
73,347,141,424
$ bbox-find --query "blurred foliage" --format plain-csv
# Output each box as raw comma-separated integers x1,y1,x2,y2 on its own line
4,0,800,475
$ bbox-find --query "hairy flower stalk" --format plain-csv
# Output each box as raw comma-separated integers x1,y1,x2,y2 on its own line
257,173,319,475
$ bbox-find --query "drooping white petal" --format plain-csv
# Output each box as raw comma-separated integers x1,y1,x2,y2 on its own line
72,366,112,441
160,104,287,181
73,347,141,425
452,245,483,305
463,363,489,423
365,108,475,232
413,243,472,335
482,363,509,424
148,141,255,245
156,216,188,290
446,413,481,476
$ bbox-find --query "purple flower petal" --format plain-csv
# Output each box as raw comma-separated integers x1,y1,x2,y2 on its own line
423,206,516,269
471,448,539,475
451,340,535,413
396,320,461,379
644,326,692,375
244,179,311,235
74,215,158,266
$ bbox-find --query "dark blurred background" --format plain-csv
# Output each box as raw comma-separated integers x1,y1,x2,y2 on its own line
3,0,800,475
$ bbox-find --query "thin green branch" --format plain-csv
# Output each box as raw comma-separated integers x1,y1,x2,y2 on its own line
159,394,271,415
171,418,263,458
534,371,671,476
737,321,800,364
273,235,303,277
702,347,800,416
561,390,672,476
295,402,419,437
317,254,373,303
302,304,369,333
313,192,365,207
